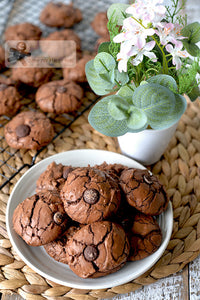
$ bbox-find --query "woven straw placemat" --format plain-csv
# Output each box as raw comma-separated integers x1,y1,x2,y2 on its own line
0,99,200,300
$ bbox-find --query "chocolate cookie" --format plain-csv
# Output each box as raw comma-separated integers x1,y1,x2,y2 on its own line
0,46,5,71
66,221,130,278
128,212,162,261
35,80,84,113
60,167,121,224
40,2,82,28
62,54,93,83
0,83,20,116
4,23,42,50
94,162,128,181
44,225,81,264
36,162,74,193
91,12,109,38
13,191,68,246
40,30,81,59
11,57,53,87
120,168,169,215
4,110,54,150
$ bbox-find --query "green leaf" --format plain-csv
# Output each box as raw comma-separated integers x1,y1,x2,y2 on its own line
182,40,200,57
114,69,129,86
181,22,200,43
85,60,115,95
117,83,136,104
132,83,176,129
98,42,111,54
127,106,148,131
88,97,128,137
107,3,130,26
187,85,200,101
150,94,187,129
107,95,130,120
94,52,116,74
147,74,178,93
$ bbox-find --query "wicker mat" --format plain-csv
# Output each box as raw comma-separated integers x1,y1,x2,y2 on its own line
0,99,200,300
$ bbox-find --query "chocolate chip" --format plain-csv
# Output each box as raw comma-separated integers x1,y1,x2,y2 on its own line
63,166,73,179
56,86,67,93
143,174,153,185
53,212,64,225
83,188,99,205
83,245,99,262
16,124,31,138
0,83,8,91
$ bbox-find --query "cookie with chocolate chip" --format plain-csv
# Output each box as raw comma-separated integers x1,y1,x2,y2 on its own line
35,80,84,113
0,83,21,116
36,162,74,193
11,57,53,87
44,225,81,264
40,30,81,59
60,167,121,224
128,212,162,261
120,168,169,215
94,162,128,181
62,54,93,83
66,221,130,278
13,191,68,246
91,12,109,38
4,23,42,50
4,111,54,150
40,2,82,28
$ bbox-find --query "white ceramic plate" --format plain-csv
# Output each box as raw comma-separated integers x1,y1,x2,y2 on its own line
6,149,173,289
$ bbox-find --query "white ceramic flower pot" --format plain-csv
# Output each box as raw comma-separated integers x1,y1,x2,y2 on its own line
117,121,178,165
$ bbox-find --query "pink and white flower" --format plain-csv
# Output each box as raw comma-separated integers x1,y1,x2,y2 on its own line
131,40,157,66
166,42,189,70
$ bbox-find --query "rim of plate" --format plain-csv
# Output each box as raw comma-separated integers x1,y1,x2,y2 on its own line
6,149,173,289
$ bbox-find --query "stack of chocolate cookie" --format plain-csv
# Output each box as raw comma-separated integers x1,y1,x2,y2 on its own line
1,2,109,151
13,161,169,278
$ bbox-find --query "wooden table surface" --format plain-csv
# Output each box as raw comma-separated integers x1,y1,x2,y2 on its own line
1,0,200,299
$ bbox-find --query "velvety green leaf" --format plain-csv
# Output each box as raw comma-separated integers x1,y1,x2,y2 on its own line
117,84,136,104
132,83,176,128
114,69,129,86
107,3,130,25
181,22,200,43
85,60,115,95
127,106,148,131
150,94,187,129
88,97,128,137
94,52,116,74
187,85,200,101
107,95,130,120
147,74,178,93
98,42,111,54
182,40,200,57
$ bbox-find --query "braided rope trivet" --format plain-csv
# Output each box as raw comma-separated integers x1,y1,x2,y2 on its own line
0,100,200,300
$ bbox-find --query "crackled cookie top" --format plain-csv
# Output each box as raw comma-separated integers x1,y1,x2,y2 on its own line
35,80,84,113
62,54,93,83
36,162,74,193
4,111,54,150
40,2,82,28
44,225,81,264
120,168,169,215
11,58,53,87
60,167,121,224
91,12,109,38
128,212,162,261
0,83,21,116
13,191,68,246
66,221,130,278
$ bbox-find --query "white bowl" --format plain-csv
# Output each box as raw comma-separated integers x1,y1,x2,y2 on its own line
6,149,173,289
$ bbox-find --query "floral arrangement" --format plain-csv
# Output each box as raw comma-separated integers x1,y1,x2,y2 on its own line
85,0,200,137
